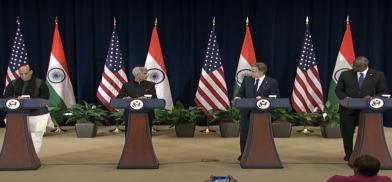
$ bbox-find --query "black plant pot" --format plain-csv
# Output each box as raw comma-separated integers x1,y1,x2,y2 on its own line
75,122,97,138
219,121,239,137
320,123,341,138
272,121,292,138
175,123,195,137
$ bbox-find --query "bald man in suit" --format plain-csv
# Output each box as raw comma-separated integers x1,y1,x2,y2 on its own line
335,56,389,161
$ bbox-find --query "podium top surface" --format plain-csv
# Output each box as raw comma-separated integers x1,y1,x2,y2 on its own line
0,98,48,111
232,98,291,109
339,98,392,110
110,98,165,110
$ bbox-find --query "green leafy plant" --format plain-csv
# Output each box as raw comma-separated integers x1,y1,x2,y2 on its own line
154,101,204,127
48,106,68,127
294,111,321,126
65,101,110,126
210,108,240,123
321,101,340,126
271,108,297,124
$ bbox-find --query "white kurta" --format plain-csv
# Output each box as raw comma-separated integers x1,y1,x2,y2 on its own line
3,113,54,153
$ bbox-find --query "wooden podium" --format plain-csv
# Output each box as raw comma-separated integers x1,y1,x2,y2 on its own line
340,98,392,169
0,98,47,170
233,98,290,169
110,98,165,169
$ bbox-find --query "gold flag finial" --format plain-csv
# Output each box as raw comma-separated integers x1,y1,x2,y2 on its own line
16,16,20,25
154,17,158,26
346,15,350,24
306,16,309,25
246,16,249,26
55,16,58,25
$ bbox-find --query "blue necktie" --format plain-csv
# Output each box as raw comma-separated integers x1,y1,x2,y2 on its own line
358,73,364,89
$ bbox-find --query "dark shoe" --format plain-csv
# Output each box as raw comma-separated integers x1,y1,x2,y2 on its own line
344,156,350,161
237,155,242,161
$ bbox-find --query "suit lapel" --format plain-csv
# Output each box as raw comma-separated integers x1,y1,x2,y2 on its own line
361,69,374,90
256,77,268,95
351,71,360,90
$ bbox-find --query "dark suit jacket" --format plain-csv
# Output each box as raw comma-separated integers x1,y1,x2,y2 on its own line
237,76,280,98
3,77,49,116
117,80,157,99
335,69,389,112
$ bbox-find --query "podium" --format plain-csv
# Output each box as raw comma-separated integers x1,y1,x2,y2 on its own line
0,98,47,170
339,98,392,169
233,98,290,168
110,98,165,169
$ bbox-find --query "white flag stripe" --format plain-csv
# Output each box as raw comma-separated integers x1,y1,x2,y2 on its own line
203,70,230,103
198,80,226,109
195,92,213,111
297,70,323,108
101,77,119,96
293,82,316,111
104,66,124,89
97,87,111,103
292,94,307,112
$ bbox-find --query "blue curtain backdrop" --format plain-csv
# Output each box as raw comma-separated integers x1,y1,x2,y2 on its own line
0,0,392,126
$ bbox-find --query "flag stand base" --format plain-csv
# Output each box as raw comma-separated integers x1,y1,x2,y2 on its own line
152,128,160,133
296,126,313,134
200,127,216,133
110,126,125,133
51,127,67,133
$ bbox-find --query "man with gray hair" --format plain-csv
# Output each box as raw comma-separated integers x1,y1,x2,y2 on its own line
234,62,279,161
117,66,157,133
3,65,53,153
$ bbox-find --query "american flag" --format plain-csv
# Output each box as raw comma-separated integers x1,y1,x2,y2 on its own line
4,18,29,91
96,26,128,111
194,22,230,113
291,19,324,113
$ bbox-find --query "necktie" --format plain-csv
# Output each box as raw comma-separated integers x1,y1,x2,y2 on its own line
358,73,364,89
254,79,259,92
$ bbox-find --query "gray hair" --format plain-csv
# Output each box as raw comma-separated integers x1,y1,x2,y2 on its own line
132,67,147,77
355,56,369,65
252,62,268,73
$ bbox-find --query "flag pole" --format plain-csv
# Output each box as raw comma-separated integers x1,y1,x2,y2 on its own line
200,17,219,134
295,16,315,135
50,16,70,134
109,17,126,134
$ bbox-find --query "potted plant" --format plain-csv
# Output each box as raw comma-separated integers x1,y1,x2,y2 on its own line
210,108,240,137
320,101,341,138
271,108,295,138
65,101,109,138
155,102,204,137
48,106,68,132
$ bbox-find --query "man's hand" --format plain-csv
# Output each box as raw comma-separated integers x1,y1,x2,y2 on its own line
364,95,372,99
122,96,132,99
234,97,241,100
256,96,262,100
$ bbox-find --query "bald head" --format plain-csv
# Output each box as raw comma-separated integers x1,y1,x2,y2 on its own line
353,56,369,72
18,65,33,81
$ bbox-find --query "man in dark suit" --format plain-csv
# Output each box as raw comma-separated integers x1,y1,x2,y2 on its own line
234,62,279,161
335,56,389,161
3,65,51,153
117,67,157,134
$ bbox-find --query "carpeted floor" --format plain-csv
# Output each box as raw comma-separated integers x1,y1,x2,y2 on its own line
0,125,391,182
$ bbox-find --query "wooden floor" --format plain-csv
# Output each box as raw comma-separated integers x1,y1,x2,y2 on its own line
0,125,391,182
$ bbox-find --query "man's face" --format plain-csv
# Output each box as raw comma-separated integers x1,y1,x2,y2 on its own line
18,66,32,81
352,60,368,72
251,66,264,78
137,70,148,80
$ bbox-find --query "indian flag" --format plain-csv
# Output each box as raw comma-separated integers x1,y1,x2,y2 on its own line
233,17,256,97
327,16,355,106
145,18,173,109
46,22,76,109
